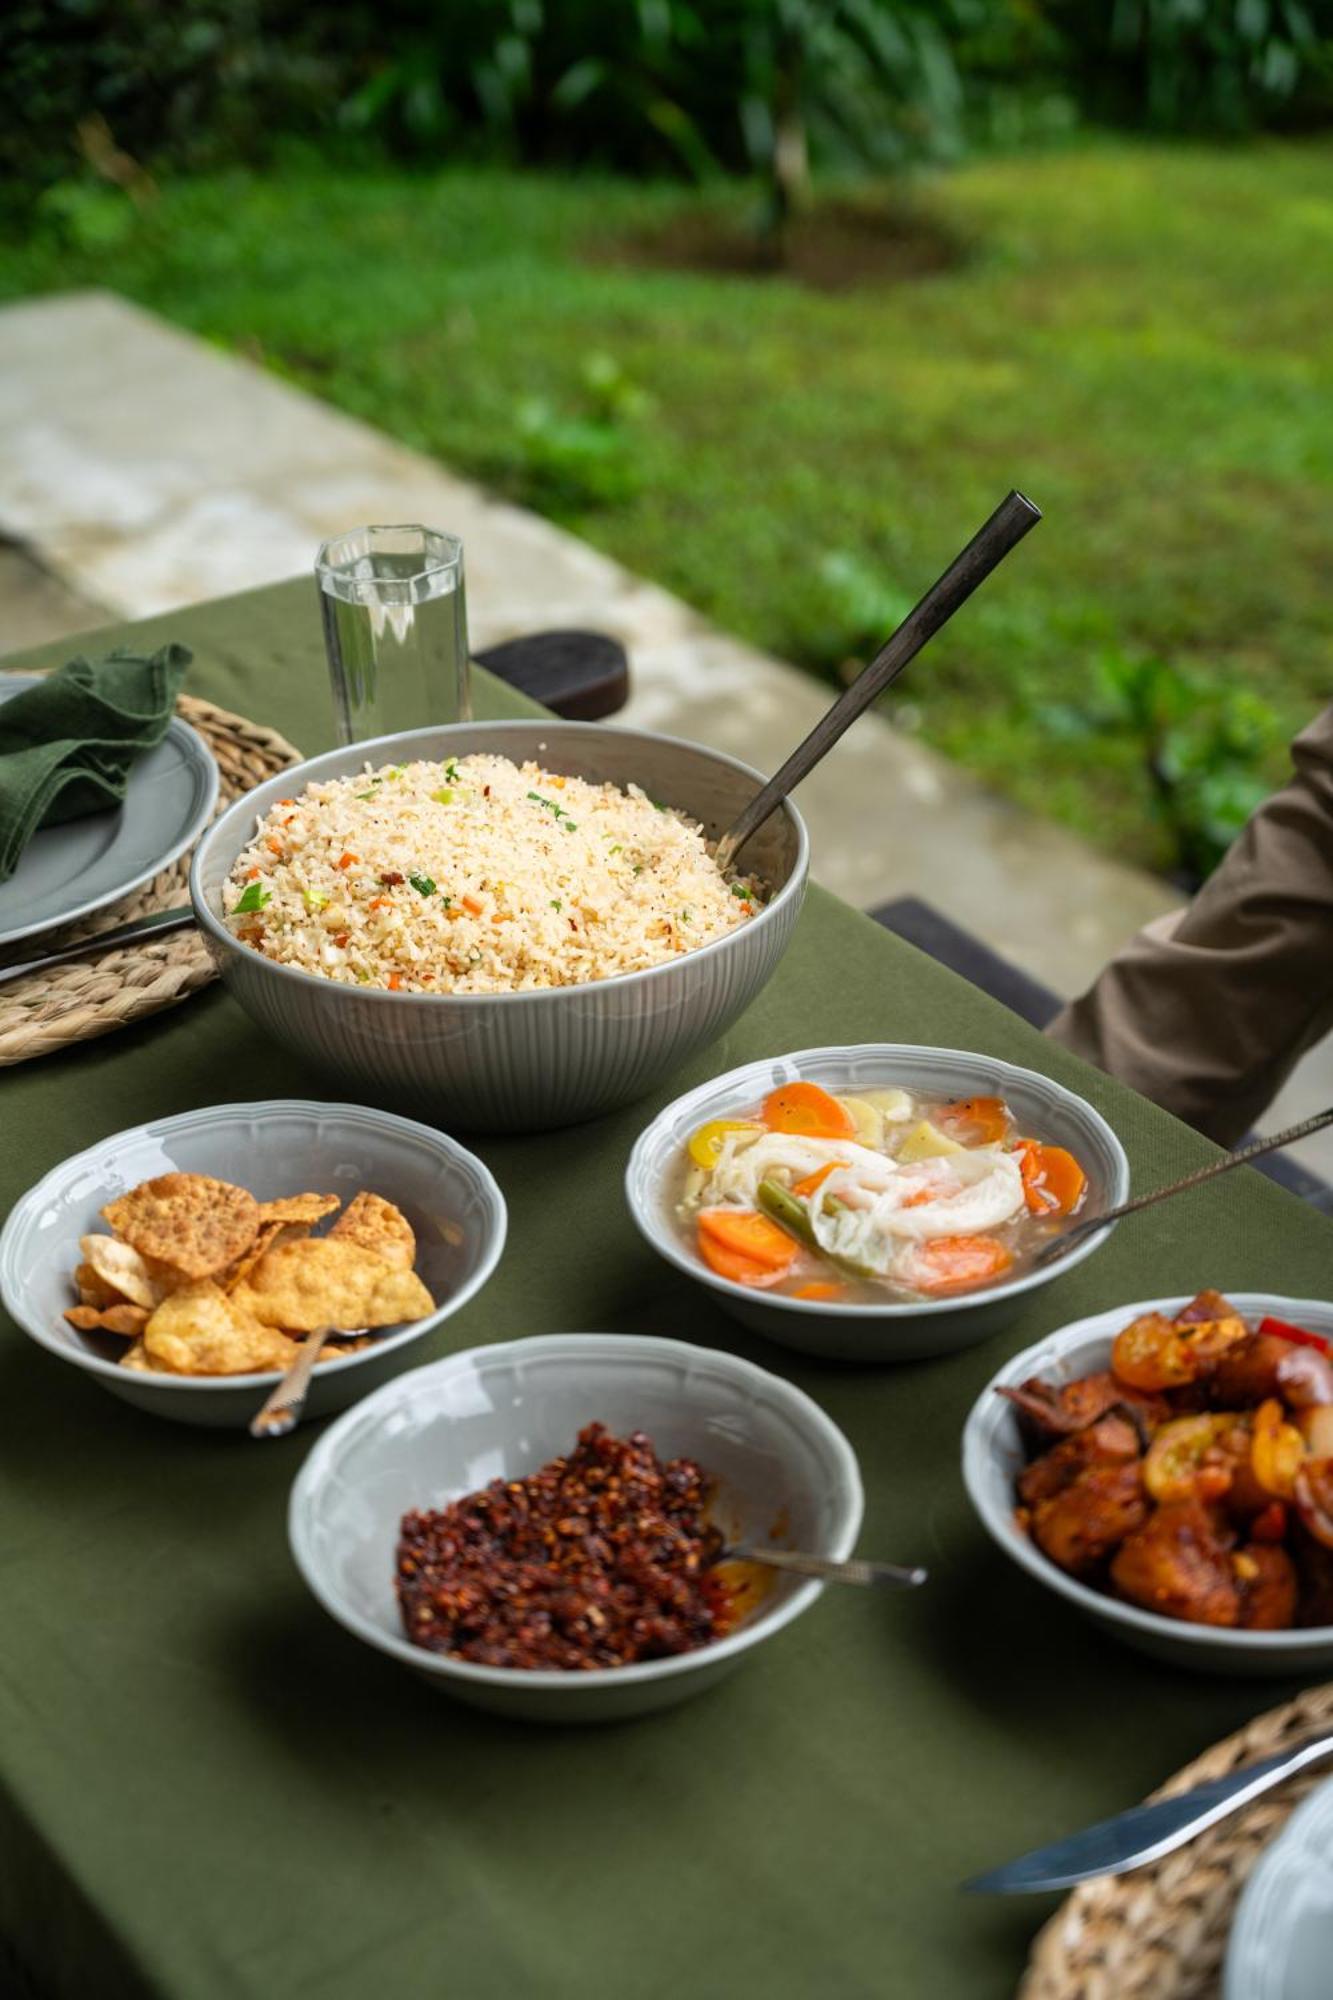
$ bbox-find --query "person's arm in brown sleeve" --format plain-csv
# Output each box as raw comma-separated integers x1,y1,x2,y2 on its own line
1047,703,1333,1147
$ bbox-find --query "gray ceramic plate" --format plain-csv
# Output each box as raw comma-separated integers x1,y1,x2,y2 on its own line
963,1294,1333,1675
1225,1776,1333,2000
0,1099,507,1428
0,672,218,947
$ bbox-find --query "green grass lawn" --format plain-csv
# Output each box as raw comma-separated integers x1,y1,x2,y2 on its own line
5,140,1331,874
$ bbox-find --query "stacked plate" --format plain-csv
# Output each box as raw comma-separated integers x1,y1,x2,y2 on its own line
1225,1777,1333,1999
0,671,218,950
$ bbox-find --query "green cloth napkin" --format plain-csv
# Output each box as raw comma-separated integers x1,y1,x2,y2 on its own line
0,644,191,881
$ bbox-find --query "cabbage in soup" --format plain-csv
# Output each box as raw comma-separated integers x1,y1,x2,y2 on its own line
673,1079,1089,1304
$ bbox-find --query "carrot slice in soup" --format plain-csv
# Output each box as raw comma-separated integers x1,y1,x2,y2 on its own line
762,1082,856,1141
792,1281,847,1302
792,1160,847,1199
698,1238,782,1287
936,1096,1009,1145
1018,1142,1087,1217
697,1209,797,1274
696,1221,792,1289
909,1235,1013,1296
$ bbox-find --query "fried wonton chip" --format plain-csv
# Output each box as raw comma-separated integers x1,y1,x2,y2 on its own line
79,1234,164,1311
219,1217,314,1294
141,1255,194,1296
75,1260,123,1309
328,1191,416,1271
103,1175,260,1282
102,1174,260,1283
234,1237,433,1332
259,1192,340,1227
119,1339,155,1372
64,1302,150,1337
143,1281,301,1376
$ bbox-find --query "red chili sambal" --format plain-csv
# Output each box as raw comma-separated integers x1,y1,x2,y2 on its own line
396,1422,736,1670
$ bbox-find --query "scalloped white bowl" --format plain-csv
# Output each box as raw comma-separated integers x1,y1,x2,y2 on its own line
626,1044,1130,1362
0,1100,506,1428
289,1333,864,1723
963,1293,1333,1675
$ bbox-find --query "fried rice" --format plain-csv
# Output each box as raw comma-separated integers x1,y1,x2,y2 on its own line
222,752,761,994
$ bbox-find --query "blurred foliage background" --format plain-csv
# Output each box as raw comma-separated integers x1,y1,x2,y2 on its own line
3,0,1332,883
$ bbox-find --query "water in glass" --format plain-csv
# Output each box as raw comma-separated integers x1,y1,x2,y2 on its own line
316,524,471,743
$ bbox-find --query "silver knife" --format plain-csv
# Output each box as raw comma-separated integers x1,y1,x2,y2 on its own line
0,904,195,987
963,1731,1333,1894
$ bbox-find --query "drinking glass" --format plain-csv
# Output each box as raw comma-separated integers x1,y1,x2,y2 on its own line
316,524,471,744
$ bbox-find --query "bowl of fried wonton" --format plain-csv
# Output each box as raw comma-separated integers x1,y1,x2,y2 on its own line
0,1100,506,1427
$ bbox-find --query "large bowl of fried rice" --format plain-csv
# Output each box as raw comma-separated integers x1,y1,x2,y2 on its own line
191,721,809,1131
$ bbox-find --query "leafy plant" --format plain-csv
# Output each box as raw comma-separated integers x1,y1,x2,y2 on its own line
1035,649,1285,886
337,1,726,175
501,350,651,511
4,0,1331,201
734,0,980,244
334,1,1032,255
0,0,341,193
816,549,917,674
1044,0,1333,133
35,179,140,253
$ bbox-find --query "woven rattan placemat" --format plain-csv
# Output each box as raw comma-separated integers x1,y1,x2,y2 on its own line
0,695,302,1067
1021,1679,1333,2000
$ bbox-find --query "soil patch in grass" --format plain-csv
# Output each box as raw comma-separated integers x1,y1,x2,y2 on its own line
597,191,970,292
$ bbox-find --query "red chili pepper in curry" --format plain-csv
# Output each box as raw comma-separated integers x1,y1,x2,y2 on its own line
1259,1315,1333,1356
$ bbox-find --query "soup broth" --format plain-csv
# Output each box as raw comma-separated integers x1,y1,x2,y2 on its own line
672,1079,1089,1304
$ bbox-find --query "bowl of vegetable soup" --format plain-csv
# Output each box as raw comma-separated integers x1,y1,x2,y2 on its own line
625,1045,1129,1362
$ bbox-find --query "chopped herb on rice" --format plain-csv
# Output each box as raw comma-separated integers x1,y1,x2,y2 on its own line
223,753,761,995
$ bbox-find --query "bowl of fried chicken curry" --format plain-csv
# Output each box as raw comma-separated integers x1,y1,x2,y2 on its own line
963,1291,1333,1674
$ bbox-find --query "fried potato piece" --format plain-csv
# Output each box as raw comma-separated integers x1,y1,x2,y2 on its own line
79,1233,164,1311
1031,1461,1149,1576
1237,1542,1299,1630
259,1192,340,1226
103,1174,260,1282
64,1303,150,1337
234,1237,433,1332
1110,1500,1241,1627
329,1191,416,1271
1017,1414,1142,1507
1175,1289,1242,1326
143,1281,301,1375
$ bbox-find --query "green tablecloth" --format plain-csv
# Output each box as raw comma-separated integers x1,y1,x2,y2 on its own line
4,582,1332,2000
